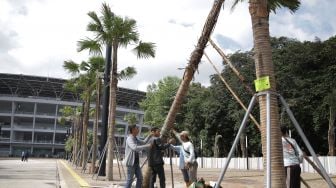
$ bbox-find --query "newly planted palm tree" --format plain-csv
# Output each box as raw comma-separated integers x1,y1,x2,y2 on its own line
78,3,156,180
230,0,300,187
63,56,104,169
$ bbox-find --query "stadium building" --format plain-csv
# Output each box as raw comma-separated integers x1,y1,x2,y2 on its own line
0,73,149,157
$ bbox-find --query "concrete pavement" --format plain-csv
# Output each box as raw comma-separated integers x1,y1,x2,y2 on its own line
1,158,336,188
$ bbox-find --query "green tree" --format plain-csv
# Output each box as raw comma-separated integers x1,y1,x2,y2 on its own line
80,3,156,180
140,76,181,127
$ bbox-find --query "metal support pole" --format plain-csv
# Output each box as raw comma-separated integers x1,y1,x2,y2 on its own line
246,136,249,170
279,95,335,188
266,92,271,188
215,95,257,188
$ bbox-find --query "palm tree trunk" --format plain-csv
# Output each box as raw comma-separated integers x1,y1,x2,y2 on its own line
82,96,90,169
72,119,79,164
78,110,84,166
240,130,247,157
143,0,225,187
107,44,118,181
328,106,335,156
92,76,101,173
249,0,286,187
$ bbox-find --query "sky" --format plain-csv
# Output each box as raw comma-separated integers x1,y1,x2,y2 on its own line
1,0,335,92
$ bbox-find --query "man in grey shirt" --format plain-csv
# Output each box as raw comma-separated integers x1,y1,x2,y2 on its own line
124,125,152,188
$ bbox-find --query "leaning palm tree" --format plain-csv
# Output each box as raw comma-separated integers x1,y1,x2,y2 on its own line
229,0,300,187
63,56,104,169
142,0,225,187
78,3,156,180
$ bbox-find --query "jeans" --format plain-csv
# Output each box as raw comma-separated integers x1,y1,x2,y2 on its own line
150,165,165,188
125,164,143,188
181,162,198,183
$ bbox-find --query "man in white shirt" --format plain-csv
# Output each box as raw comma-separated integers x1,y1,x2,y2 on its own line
281,126,303,188
172,130,198,186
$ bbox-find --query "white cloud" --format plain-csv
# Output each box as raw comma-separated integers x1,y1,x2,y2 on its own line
0,0,335,92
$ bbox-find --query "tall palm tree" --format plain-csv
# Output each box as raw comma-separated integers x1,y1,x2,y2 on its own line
230,0,300,187
78,3,156,180
63,56,104,169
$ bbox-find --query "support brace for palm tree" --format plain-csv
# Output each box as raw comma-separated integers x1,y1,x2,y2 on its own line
215,91,335,188
93,138,126,180
81,145,93,173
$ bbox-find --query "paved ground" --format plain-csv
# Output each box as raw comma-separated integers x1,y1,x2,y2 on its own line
0,158,59,188
1,158,336,188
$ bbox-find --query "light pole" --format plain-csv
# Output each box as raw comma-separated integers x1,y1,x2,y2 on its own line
99,45,112,176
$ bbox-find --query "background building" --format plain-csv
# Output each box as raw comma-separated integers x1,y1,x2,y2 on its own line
0,73,149,157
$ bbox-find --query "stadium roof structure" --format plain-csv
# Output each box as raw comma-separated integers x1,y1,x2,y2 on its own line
0,73,146,109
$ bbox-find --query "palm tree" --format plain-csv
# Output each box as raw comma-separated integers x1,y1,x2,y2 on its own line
78,3,156,180
63,56,104,169
230,0,300,186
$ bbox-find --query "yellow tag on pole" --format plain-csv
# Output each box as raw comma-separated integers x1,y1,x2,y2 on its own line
254,76,270,92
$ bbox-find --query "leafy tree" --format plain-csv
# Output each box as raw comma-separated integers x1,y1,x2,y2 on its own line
140,76,181,127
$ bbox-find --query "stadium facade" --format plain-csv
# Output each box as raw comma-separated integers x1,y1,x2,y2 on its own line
0,73,149,157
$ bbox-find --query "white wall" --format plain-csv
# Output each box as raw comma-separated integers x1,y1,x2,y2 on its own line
163,156,336,174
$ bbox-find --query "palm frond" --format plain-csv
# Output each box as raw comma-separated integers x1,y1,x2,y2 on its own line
79,61,90,72
133,41,156,59
88,56,105,73
269,0,300,13
118,66,137,80
77,38,102,55
118,17,139,47
101,3,115,41
87,11,104,32
230,0,244,12
63,60,80,76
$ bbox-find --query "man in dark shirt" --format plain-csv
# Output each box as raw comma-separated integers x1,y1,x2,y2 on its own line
148,127,170,188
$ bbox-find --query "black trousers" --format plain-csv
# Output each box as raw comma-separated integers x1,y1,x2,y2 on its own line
285,164,301,188
150,165,165,188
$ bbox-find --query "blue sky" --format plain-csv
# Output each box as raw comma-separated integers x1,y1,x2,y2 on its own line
0,0,335,91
